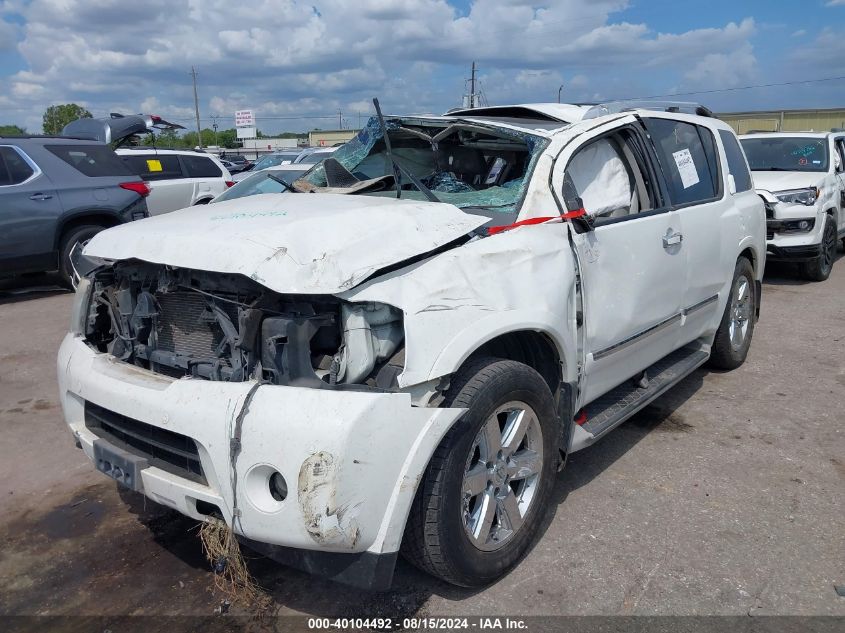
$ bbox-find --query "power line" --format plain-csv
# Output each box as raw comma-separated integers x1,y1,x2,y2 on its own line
618,74,845,101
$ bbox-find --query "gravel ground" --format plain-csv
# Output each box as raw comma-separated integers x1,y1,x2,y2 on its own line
1,255,843,620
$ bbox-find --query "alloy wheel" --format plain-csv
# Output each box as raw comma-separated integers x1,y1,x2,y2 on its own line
461,401,544,551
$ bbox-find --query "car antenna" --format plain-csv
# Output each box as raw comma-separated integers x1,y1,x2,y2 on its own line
372,97,402,198
371,97,441,204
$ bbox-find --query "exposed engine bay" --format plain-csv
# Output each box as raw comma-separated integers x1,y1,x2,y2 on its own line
82,262,404,390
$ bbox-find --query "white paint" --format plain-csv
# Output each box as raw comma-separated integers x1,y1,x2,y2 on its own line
84,193,488,294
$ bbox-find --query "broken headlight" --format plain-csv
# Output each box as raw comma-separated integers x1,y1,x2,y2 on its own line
775,187,819,206
330,302,404,387
70,277,93,336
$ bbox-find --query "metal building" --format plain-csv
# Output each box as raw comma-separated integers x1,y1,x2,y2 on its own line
307,129,359,147
718,108,845,134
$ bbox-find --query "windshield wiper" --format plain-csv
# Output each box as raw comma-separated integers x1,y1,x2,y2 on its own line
266,172,299,192
372,97,441,204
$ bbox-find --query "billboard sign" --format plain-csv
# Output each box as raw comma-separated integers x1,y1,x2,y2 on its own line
236,126,257,139
235,109,255,127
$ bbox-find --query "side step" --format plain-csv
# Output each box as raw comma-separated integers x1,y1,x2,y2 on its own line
576,346,709,446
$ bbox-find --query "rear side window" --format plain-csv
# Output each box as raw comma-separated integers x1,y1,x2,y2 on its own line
46,144,133,177
181,155,223,178
122,154,184,181
644,119,720,206
0,146,35,185
718,130,753,192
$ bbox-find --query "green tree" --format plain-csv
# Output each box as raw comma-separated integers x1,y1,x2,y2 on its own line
42,104,92,135
0,124,26,136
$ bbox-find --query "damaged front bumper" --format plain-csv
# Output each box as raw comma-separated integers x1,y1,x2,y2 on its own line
58,333,464,589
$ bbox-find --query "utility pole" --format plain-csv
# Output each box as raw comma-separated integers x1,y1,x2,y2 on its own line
338,109,343,129
211,115,219,147
470,61,477,108
191,66,202,148
558,84,564,104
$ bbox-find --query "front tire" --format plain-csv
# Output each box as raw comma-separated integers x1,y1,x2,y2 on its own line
401,358,559,587
58,224,104,289
800,216,836,282
709,257,756,370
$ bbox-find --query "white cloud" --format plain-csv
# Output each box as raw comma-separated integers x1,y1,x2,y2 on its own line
0,0,763,131
825,0,845,6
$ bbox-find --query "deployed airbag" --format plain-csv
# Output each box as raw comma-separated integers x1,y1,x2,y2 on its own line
567,139,631,217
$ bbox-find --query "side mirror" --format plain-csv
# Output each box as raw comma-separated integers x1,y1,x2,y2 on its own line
571,195,595,233
727,174,737,195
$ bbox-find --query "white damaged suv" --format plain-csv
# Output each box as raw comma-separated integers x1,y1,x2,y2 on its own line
59,102,765,589
739,131,845,281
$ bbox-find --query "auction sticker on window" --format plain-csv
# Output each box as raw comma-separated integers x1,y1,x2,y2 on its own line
672,148,700,189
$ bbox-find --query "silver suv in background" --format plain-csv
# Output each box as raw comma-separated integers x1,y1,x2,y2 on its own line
0,135,149,286
740,131,845,281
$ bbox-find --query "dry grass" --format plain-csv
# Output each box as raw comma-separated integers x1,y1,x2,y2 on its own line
199,518,274,616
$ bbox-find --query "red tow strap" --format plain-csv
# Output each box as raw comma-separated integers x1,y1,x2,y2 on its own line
575,409,588,426
487,208,586,236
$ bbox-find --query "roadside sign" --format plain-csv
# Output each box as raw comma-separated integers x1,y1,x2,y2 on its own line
235,110,255,127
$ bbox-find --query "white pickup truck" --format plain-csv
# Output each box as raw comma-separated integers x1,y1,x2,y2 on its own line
739,131,845,281
60,102,765,590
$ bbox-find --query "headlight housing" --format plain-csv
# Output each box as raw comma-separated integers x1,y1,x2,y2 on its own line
775,187,819,206
768,218,816,234
69,277,92,335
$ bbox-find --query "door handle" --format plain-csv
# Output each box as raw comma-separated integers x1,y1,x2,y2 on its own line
662,231,683,248
29,193,53,201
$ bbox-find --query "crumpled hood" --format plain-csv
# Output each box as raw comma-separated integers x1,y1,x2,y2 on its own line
751,171,824,193
84,193,487,294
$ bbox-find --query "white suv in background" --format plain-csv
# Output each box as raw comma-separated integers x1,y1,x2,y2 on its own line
116,148,232,215
739,131,845,281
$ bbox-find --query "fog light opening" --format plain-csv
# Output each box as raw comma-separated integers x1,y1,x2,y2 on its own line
269,471,288,502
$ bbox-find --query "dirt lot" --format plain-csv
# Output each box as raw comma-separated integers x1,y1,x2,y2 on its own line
1,257,844,620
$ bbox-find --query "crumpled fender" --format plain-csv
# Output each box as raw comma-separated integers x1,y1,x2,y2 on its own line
342,222,580,389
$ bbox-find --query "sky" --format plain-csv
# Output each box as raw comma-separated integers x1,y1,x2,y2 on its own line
1,0,845,134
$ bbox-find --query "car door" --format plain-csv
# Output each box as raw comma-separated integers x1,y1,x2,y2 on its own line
553,116,687,404
0,145,64,273
640,117,739,345
121,153,187,215
179,154,225,205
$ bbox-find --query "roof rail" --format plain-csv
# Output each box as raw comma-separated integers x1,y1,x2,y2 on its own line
582,100,715,120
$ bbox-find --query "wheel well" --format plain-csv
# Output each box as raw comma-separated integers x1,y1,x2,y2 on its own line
468,330,562,394
738,247,756,274
55,214,119,250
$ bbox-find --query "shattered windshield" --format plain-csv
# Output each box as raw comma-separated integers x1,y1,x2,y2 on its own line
740,137,829,172
298,116,548,213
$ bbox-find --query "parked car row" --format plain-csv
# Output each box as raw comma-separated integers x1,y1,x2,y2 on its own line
230,146,338,182
62,100,779,592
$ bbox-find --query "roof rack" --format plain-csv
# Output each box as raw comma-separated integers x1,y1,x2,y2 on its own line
582,100,715,120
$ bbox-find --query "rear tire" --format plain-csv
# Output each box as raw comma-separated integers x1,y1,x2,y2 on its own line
58,224,103,289
800,217,836,282
401,357,559,587
709,258,756,370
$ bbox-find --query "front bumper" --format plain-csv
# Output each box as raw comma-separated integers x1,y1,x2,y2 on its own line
58,334,464,587
766,242,823,262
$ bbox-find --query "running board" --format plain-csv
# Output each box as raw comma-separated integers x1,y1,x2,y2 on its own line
572,346,709,451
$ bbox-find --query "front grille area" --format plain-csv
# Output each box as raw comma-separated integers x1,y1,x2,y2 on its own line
85,401,206,485
155,290,237,362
